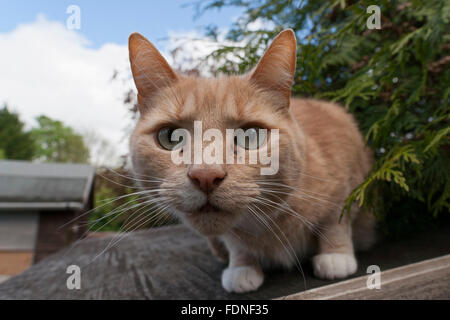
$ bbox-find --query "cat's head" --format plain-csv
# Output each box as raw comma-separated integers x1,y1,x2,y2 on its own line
128,30,304,236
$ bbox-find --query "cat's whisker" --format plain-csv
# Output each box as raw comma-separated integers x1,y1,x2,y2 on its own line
105,167,168,184
256,187,340,211
253,170,342,183
228,228,243,241
151,204,174,228
247,204,307,290
254,195,332,243
239,184,338,212
260,182,339,200
97,173,143,190
243,185,341,213
252,196,313,230
242,181,339,204
254,181,339,204
153,209,174,228
58,188,165,229
101,201,173,253
80,190,172,229
252,196,333,247
118,200,161,229
110,203,169,244
88,195,169,232
112,202,170,243
124,170,170,182
258,188,335,211
61,194,170,258
90,200,174,263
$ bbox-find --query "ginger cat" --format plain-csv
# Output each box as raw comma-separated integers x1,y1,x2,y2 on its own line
128,29,376,293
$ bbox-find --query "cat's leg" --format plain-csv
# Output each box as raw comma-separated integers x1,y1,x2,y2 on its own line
312,218,358,280
207,236,229,263
221,247,264,293
352,209,377,251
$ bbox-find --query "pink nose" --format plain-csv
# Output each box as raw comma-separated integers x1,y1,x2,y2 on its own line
188,165,226,194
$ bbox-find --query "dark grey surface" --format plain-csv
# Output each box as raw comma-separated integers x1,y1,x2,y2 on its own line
0,160,94,204
1,224,450,300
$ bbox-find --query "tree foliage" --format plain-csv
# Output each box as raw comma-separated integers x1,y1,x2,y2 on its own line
31,115,90,163
0,105,35,160
196,0,450,232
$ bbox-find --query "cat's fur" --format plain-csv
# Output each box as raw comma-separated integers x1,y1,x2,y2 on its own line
128,29,376,293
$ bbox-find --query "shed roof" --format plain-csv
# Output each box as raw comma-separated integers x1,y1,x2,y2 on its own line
0,160,95,211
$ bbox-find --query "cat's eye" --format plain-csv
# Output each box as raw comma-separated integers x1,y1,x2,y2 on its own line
157,127,184,150
234,127,267,150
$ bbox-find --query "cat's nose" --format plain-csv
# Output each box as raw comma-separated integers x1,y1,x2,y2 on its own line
188,164,226,194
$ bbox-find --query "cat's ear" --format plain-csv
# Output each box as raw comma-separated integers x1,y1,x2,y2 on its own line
249,29,297,109
128,33,178,107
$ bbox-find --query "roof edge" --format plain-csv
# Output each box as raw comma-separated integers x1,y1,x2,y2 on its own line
0,202,84,211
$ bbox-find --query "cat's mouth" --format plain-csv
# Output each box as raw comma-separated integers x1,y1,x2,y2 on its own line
185,201,222,215
198,203,220,213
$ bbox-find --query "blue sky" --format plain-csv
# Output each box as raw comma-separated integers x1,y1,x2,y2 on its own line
0,0,243,47
0,1,246,164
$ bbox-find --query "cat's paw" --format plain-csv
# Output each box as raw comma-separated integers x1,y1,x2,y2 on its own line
221,266,264,293
312,253,357,280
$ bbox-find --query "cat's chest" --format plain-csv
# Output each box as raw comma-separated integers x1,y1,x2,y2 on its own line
228,215,317,268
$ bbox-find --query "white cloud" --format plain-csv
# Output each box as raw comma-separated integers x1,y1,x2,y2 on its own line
0,15,274,166
164,18,276,76
165,30,214,73
164,30,237,76
0,15,134,166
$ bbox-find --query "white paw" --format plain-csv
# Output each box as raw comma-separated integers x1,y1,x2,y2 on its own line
221,266,264,293
312,253,357,280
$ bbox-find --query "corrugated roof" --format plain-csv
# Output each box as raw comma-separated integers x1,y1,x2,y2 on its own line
0,160,95,211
